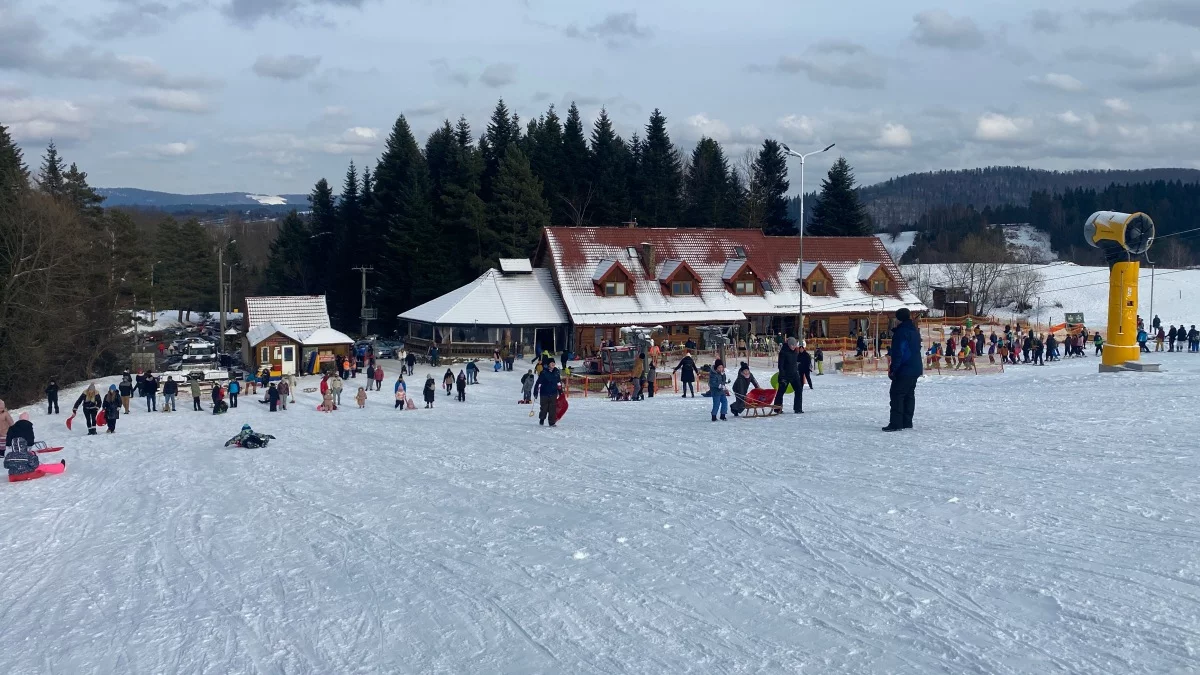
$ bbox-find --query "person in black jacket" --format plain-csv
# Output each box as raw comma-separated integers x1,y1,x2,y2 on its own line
772,338,803,413
45,379,59,415
673,352,699,398
884,307,923,432
267,383,281,412
798,342,814,389
533,360,562,426
162,376,178,412
102,385,121,433
118,374,133,413
143,372,159,412
73,384,103,435
5,412,35,449
729,363,760,417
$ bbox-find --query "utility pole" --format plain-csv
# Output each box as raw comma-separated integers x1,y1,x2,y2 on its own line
352,266,375,336
218,246,226,352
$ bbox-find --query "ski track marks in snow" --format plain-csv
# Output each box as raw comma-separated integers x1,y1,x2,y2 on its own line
2,357,1199,674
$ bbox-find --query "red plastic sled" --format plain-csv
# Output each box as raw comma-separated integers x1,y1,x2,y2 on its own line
556,395,569,420
741,388,781,417
9,462,66,483
65,412,76,431
96,410,107,427
35,446,64,454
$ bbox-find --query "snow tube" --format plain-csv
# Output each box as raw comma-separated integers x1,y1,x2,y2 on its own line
556,395,569,420
96,410,107,427
769,373,794,394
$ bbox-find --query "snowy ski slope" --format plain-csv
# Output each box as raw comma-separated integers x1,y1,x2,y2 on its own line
1,358,1198,674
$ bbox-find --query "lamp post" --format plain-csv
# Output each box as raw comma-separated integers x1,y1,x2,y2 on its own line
781,142,835,340
149,259,164,321
218,240,236,353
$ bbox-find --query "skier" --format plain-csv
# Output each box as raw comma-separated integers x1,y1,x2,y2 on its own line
119,373,133,413
224,424,276,448
798,342,814,390
330,373,344,407
456,370,467,402
190,379,204,411
423,374,437,408
443,369,454,396
162,376,178,412
772,338,803,414
73,384,103,435
709,359,730,421
673,352,699,398
355,386,367,408
277,378,290,410
884,307,922,432
143,372,159,412
102,385,121,433
373,363,385,391
228,378,240,408
45,379,59,415
729,362,759,418
533,360,562,427
520,369,535,404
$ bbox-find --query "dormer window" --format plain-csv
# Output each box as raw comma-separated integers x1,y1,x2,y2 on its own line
594,258,635,297
872,279,887,294
605,281,628,296
808,279,827,295
659,259,700,296
734,280,756,295
671,280,693,296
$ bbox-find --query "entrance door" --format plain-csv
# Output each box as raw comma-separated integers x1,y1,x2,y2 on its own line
281,345,296,375
534,328,555,355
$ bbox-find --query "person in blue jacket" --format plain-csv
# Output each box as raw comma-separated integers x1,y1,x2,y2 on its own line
532,360,562,427
884,307,923,432
228,378,240,408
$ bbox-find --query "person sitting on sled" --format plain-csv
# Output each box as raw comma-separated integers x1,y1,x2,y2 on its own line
606,379,622,400
3,413,56,477
4,411,35,453
224,423,276,449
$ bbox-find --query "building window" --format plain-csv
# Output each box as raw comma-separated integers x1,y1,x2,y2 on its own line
872,279,887,294
808,279,826,295
734,246,747,258
605,281,627,296
808,319,829,338
671,280,693,296
260,346,270,363
734,280,756,295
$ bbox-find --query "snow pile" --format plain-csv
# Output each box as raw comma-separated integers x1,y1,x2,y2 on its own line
2,358,1198,672
998,223,1058,263
245,194,287,206
876,231,916,262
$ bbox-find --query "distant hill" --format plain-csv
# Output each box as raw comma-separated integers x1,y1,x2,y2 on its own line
96,188,310,210
790,167,1200,229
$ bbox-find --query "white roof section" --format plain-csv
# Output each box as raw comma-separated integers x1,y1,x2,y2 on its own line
299,327,354,346
245,296,331,333
721,259,745,281
592,259,619,282
399,268,569,326
247,321,303,347
499,258,533,274
857,262,882,282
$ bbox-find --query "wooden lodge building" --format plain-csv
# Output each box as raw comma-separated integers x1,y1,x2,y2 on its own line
398,227,926,357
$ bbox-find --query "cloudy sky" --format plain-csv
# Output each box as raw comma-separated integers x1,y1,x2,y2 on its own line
1,0,1198,194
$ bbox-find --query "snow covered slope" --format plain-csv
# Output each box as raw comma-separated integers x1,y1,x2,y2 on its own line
876,231,916,262
999,223,1058,262
2,359,1198,673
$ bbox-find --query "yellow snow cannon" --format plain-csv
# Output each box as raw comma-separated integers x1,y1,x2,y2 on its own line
1083,211,1155,371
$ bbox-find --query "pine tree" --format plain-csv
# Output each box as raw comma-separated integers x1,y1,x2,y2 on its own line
62,162,105,219
749,140,794,235
634,109,683,227
37,141,66,200
307,177,339,301
589,108,630,226
683,138,738,227
263,211,315,294
427,120,486,283
529,105,565,224
360,166,373,203
487,148,550,263
808,157,870,236
481,99,518,200
559,102,593,225
625,133,643,225
0,124,28,198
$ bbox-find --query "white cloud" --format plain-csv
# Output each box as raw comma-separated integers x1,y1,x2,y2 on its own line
766,41,887,89
684,113,732,143
877,123,913,149
151,141,196,157
778,114,816,140
1026,73,1086,93
0,96,92,141
974,112,1032,142
479,63,516,88
1056,110,1101,137
130,89,211,113
912,10,986,50
340,127,378,143
1104,98,1133,116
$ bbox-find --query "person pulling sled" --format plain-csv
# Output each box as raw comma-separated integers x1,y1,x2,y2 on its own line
224,424,276,449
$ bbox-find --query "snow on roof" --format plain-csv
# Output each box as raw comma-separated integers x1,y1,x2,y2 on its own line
245,296,331,333
721,259,746,281
398,268,569,326
857,262,882,282
660,259,684,282
540,227,925,324
498,258,533,274
798,261,820,280
592,259,618,282
247,321,303,347
299,327,354,346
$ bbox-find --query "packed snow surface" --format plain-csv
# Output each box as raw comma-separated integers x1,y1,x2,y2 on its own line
998,224,1059,263
876,231,916,262
2,356,1198,673
246,194,287,206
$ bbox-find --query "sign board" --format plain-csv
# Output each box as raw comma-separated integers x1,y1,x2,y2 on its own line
1064,313,1085,324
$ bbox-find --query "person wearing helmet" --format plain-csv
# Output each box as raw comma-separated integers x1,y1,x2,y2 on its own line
224,424,275,449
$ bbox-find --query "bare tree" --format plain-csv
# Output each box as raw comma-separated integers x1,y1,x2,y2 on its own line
941,234,1011,315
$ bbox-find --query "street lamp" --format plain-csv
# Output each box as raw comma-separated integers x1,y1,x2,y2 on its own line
781,142,835,340
219,239,237,353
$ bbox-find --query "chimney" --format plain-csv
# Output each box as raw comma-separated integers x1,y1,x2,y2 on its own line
623,217,638,229
640,242,655,278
